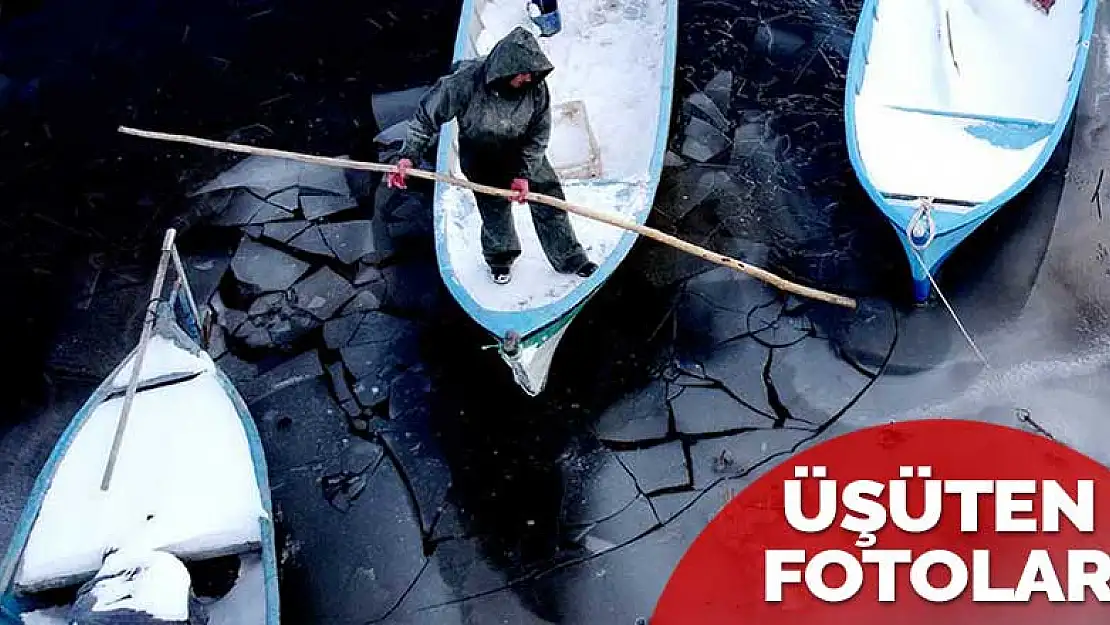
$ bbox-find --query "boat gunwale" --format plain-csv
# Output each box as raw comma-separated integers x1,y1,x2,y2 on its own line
432,0,681,342
844,0,1099,241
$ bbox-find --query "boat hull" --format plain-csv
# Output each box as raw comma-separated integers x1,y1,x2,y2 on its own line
845,0,1098,303
433,0,678,394
0,299,280,624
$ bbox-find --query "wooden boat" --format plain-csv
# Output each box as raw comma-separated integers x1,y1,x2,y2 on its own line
845,0,1098,303
0,230,280,624
433,0,678,396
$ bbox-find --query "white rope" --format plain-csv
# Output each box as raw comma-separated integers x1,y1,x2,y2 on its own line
909,247,989,366
903,197,988,365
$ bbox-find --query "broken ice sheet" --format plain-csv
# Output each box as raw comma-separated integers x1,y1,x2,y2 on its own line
339,288,382,316
265,187,300,211
211,190,290,227
323,313,363,350
301,192,358,221
768,338,871,423
680,117,731,163
750,300,813,347
321,437,386,512
326,360,358,415
701,339,773,415
689,428,811,488
290,266,357,320
230,237,311,291
671,385,771,435
250,376,347,475
561,447,640,527
378,425,452,533
684,91,730,133
677,267,777,348
259,220,310,244
753,23,807,65
193,155,349,196
594,380,670,444
373,119,409,146
657,167,722,221
704,69,733,113
371,85,431,130
616,441,689,494
319,220,380,265
240,349,325,403
287,225,333,257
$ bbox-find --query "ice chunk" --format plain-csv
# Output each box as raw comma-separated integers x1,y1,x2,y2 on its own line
680,117,730,163
265,187,300,211
353,264,383,286
663,151,684,168
323,314,363,350
347,312,420,353
373,120,410,147
351,374,390,409
260,220,310,243
730,121,766,165
230,237,311,292
672,386,769,435
240,350,324,403
288,226,333,257
301,192,358,221
318,221,379,265
684,91,730,132
240,292,321,349
194,156,349,197
290,267,357,320
211,191,290,227
754,23,807,64
595,380,670,443
340,289,382,316
704,70,733,114
660,169,728,221
617,441,690,493
326,361,358,412
371,85,431,130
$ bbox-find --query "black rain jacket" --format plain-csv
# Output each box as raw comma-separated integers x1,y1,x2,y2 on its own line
398,26,556,180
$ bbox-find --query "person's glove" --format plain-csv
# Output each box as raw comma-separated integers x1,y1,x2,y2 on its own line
386,158,412,190
510,178,530,203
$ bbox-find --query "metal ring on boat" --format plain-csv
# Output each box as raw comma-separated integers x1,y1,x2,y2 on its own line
906,197,937,251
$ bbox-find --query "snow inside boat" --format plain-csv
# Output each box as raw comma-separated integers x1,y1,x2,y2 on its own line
434,0,678,395
845,0,1098,302
0,231,279,624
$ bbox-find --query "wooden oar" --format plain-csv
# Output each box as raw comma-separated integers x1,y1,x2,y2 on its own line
117,125,858,309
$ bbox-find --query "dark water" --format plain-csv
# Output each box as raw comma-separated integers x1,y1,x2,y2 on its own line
0,0,1074,622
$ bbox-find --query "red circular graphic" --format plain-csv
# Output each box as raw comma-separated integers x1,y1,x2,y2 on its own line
651,419,1110,624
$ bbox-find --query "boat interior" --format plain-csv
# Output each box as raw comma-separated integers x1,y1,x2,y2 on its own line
437,0,669,317
5,322,271,624
851,0,1088,208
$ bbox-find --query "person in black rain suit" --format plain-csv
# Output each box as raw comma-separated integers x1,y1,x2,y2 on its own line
387,26,598,285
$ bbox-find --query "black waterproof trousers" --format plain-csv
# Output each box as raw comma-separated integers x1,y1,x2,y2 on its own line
459,150,590,274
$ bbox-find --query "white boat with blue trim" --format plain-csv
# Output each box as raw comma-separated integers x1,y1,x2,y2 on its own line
0,230,280,624
845,0,1098,303
434,0,678,396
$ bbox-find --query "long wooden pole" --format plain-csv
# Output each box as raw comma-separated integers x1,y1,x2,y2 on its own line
118,126,857,309
100,228,177,491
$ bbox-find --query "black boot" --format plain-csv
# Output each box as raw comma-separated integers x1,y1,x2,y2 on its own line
491,265,512,284
575,261,598,278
